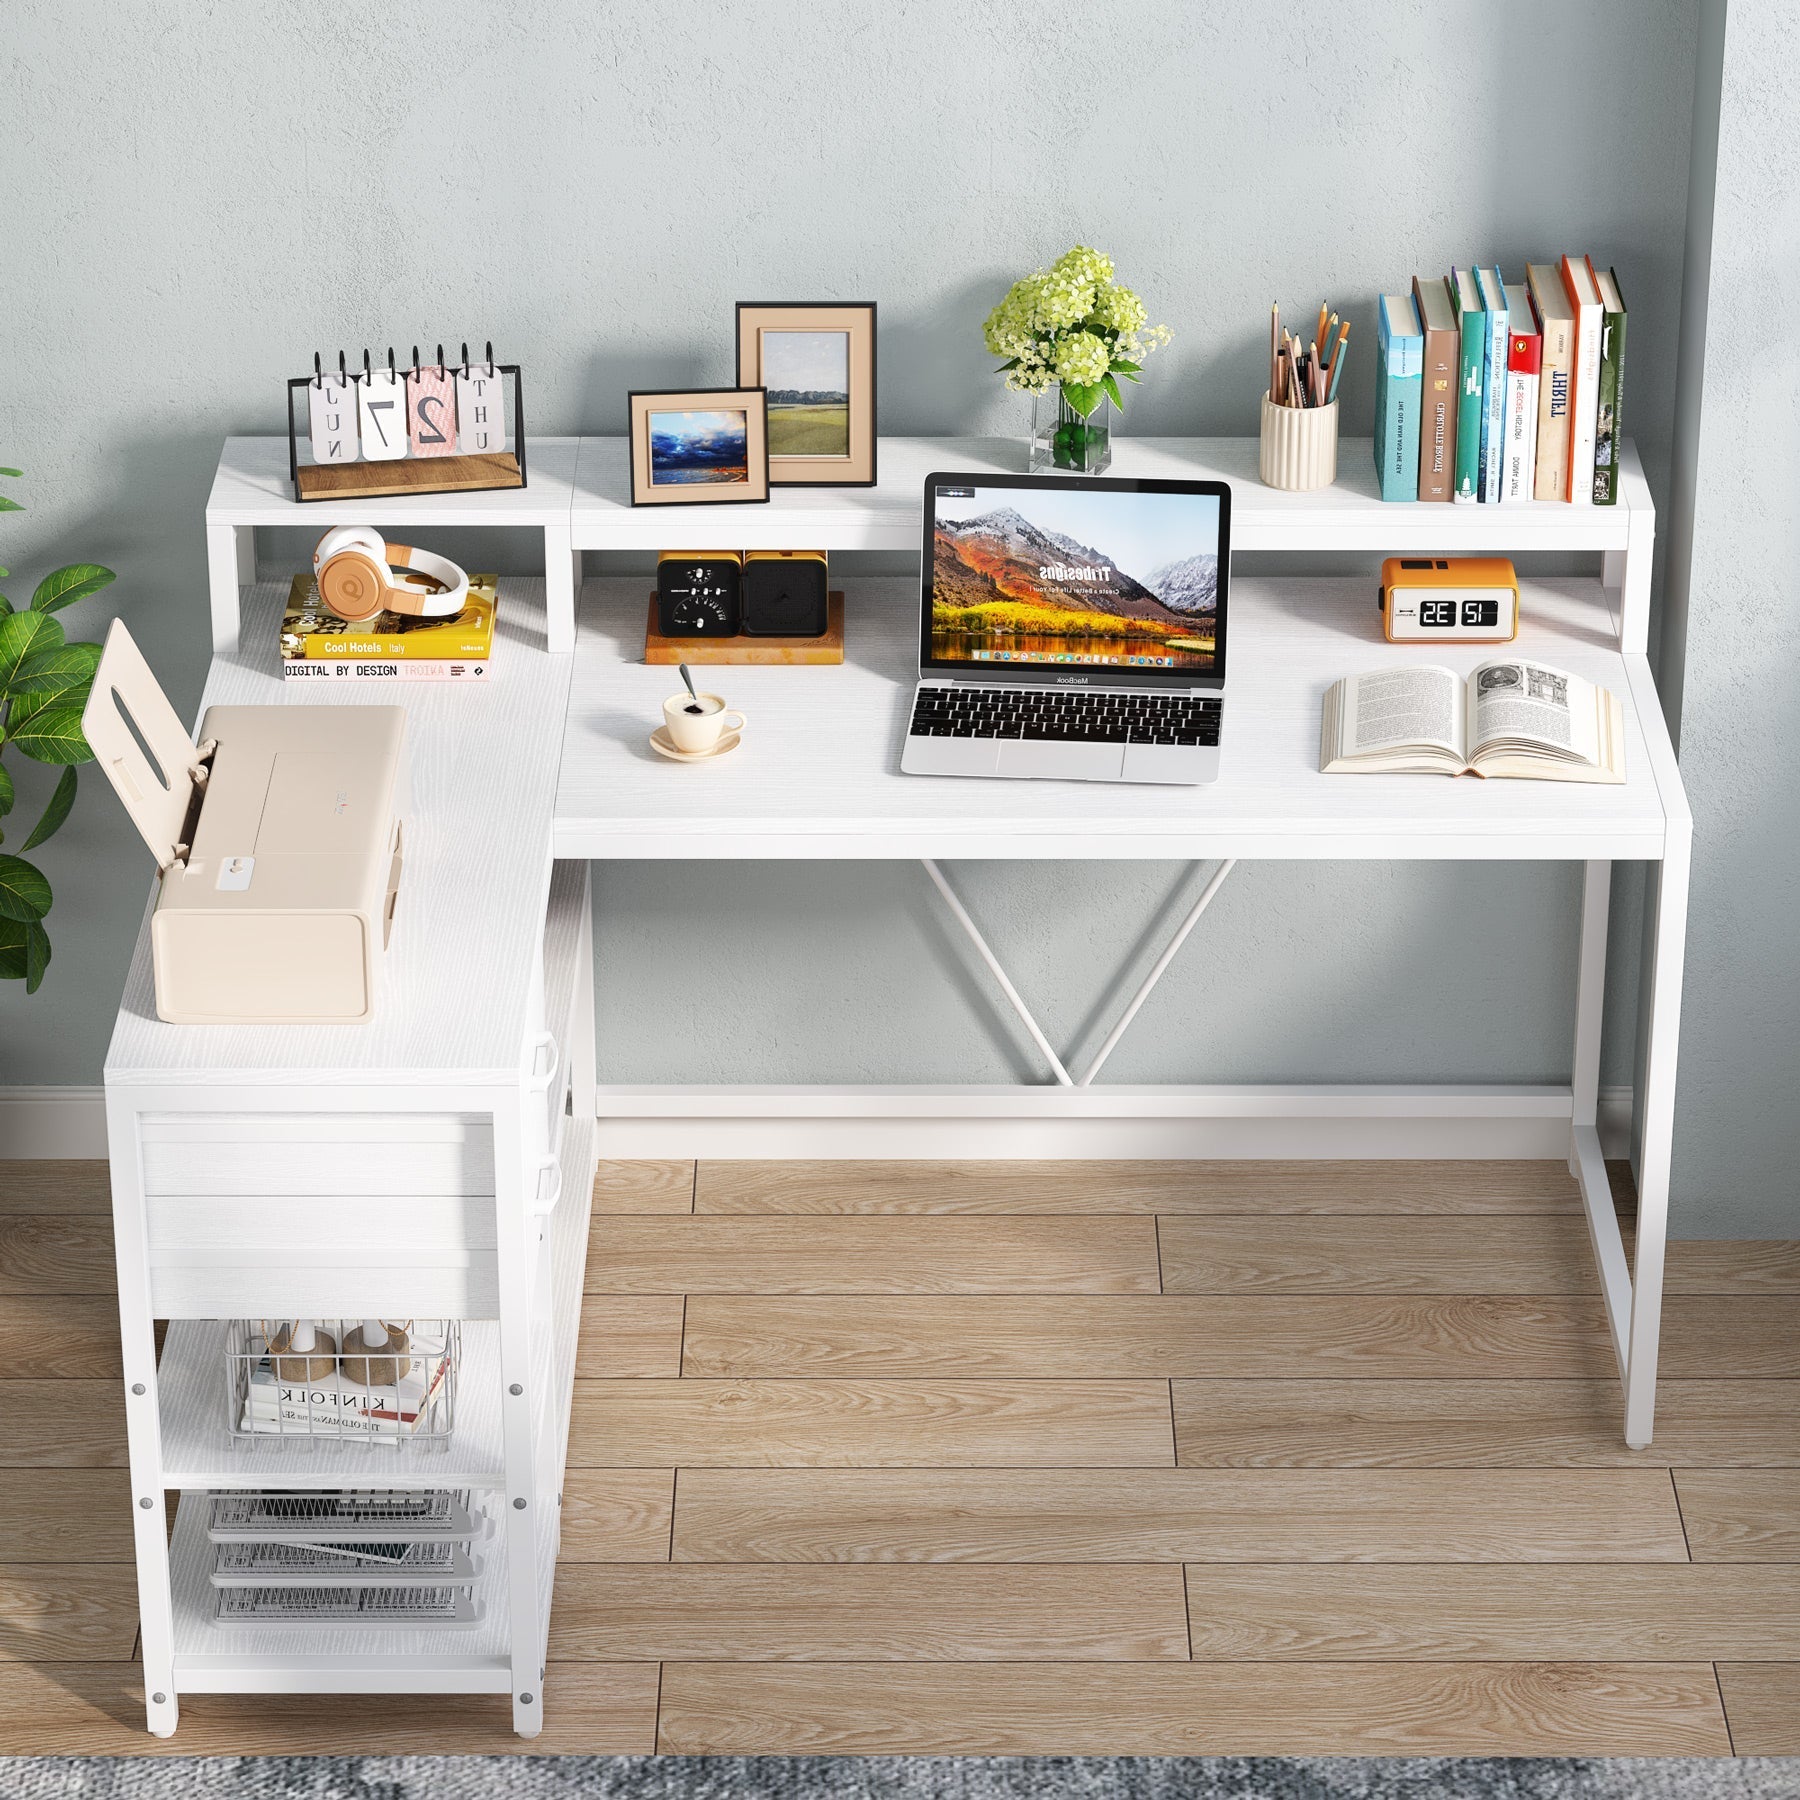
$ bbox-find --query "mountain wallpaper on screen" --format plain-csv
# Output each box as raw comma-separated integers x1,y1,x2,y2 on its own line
934,508,1218,645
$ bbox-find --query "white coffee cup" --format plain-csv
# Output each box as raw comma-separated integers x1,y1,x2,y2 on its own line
663,692,746,753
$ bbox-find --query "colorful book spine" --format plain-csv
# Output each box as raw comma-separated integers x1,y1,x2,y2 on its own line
1449,267,1486,504
1589,261,1628,505
1373,293,1424,502
1560,254,1602,506
1526,263,1575,502
1476,267,1509,502
1412,275,1458,503
1502,282,1542,504
283,659,493,683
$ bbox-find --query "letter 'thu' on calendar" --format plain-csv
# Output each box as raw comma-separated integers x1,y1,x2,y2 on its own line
307,372,359,464
457,364,501,454
407,364,458,458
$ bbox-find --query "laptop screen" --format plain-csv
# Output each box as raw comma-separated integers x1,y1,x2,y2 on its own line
922,472,1229,685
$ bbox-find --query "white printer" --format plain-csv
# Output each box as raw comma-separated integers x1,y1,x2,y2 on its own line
83,620,408,1024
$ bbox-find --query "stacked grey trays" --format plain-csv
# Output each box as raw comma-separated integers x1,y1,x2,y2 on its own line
206,1489,486,1627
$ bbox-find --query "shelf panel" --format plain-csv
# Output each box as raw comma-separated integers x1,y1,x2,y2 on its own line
158,1319,506,1490
553,573,1674,863
568,435,1643,553
206,436,579,529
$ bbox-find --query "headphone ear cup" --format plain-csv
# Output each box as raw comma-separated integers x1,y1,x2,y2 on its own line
317,550,391,621
313,525,387,575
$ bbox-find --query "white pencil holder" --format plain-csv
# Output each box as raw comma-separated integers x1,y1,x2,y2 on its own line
1259,392,1339,491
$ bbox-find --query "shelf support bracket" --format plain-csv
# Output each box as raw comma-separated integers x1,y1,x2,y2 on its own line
922,858,1236,1089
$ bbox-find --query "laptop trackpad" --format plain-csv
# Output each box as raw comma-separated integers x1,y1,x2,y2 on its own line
996,740,1125,781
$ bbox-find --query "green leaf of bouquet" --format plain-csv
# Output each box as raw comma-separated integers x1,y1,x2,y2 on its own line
996,357,1022,371
10,705,91,765
0,609,64,692
1059,382,1103,418
0,469,22,479
31,562,115,614
11,641,101,703
20,766,76,851
1111,359,1142,373
0,496,22,513
0,762,13,816
0,852,52,921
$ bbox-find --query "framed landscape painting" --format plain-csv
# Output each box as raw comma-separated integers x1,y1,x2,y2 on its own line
627,387,770,506
735,302,877,486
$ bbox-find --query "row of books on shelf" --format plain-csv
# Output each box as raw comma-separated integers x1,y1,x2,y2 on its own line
1375,257,1627,506
280,572,499,681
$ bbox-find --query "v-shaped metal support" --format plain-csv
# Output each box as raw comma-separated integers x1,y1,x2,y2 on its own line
922,858,1237,1087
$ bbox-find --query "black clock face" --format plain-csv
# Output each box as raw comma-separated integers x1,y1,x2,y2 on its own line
659,560,741,636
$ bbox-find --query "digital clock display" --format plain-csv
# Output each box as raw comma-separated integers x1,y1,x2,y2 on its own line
1419,599,1456,629
1461,599,1499,628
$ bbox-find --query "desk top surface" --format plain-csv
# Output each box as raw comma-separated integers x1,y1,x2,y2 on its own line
106,581,571,1086
554,574,1676,862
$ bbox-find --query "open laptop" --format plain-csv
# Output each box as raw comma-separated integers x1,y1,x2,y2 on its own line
901,470,1232,785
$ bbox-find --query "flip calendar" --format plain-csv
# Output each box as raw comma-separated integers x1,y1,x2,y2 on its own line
286,344,527,502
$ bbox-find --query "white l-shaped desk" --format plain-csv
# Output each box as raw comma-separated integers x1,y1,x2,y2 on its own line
103,433,1687,1738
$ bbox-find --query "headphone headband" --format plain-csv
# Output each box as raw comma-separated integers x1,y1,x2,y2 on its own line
312,528,470,622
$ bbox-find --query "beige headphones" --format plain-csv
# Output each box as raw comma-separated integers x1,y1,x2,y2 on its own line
312,526,470,622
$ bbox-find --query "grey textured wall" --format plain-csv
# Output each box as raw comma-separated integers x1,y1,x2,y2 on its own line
5,4,1703,1191
1656,0,1800,1238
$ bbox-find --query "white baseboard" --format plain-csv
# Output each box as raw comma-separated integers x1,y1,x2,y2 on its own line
0,1082,1638,1164
0,1086,109,1158
594,1083,1642,1162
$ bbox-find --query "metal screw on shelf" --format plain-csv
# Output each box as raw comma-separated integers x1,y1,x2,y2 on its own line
520,1693,534,1706
513,1497,527,1509
151,1692,166,1706
131,1384,146,1396
510,1383,523,1396
139,1497,154,1509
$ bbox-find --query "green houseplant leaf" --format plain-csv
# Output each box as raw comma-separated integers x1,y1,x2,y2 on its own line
10,641,102,704
20,766,76,851
31,562,115,614
0,917,51,993
9,705,91,765
0,852,52,921
0,610,64,693
0,762,12,818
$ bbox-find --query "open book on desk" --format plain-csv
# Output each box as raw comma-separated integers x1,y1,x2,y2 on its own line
1321,659,1624,782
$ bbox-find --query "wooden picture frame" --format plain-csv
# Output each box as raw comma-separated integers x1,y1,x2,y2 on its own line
627,388,770,507
735,303,877,486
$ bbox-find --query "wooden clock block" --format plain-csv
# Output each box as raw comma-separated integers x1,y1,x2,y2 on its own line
643,590,845,664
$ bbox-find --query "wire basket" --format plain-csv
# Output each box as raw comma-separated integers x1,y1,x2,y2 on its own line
224,1319,459,1448
214,1583,481,1627
211,1536,479,1586
207,1488,479,1541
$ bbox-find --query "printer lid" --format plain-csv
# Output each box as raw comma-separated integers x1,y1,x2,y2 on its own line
82,619,210,870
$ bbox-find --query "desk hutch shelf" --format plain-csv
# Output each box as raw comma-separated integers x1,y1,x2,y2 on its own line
114,432,1687,1741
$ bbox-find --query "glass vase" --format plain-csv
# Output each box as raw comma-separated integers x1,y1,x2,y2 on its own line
1030,384,1114,475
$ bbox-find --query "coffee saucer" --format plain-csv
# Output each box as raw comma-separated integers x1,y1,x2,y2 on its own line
650,725,742,762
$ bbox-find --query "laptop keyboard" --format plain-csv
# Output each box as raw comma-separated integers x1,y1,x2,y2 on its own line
909,686,1222,746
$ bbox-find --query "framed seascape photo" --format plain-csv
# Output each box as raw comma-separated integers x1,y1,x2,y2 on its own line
735,302,877,486
627,388,770,506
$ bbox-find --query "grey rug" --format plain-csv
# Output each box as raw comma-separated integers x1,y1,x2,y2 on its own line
1,1760,1797,1798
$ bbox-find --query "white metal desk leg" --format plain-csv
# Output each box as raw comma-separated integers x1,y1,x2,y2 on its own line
569,863,597,1123
492,1091,546,1737
544,525,577,654
205,524,251,655
105,1089,178,1737
1625,830,1691,1449
1571,860,1611,1171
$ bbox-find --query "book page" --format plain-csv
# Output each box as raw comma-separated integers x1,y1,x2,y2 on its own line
1468,659,1599,763
1341,665,1465,757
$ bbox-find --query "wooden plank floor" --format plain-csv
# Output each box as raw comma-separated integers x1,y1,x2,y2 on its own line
1,1155,1796,1756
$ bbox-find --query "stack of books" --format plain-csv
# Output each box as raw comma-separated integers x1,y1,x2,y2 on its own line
1374,258,1627,505
280,572,498,681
